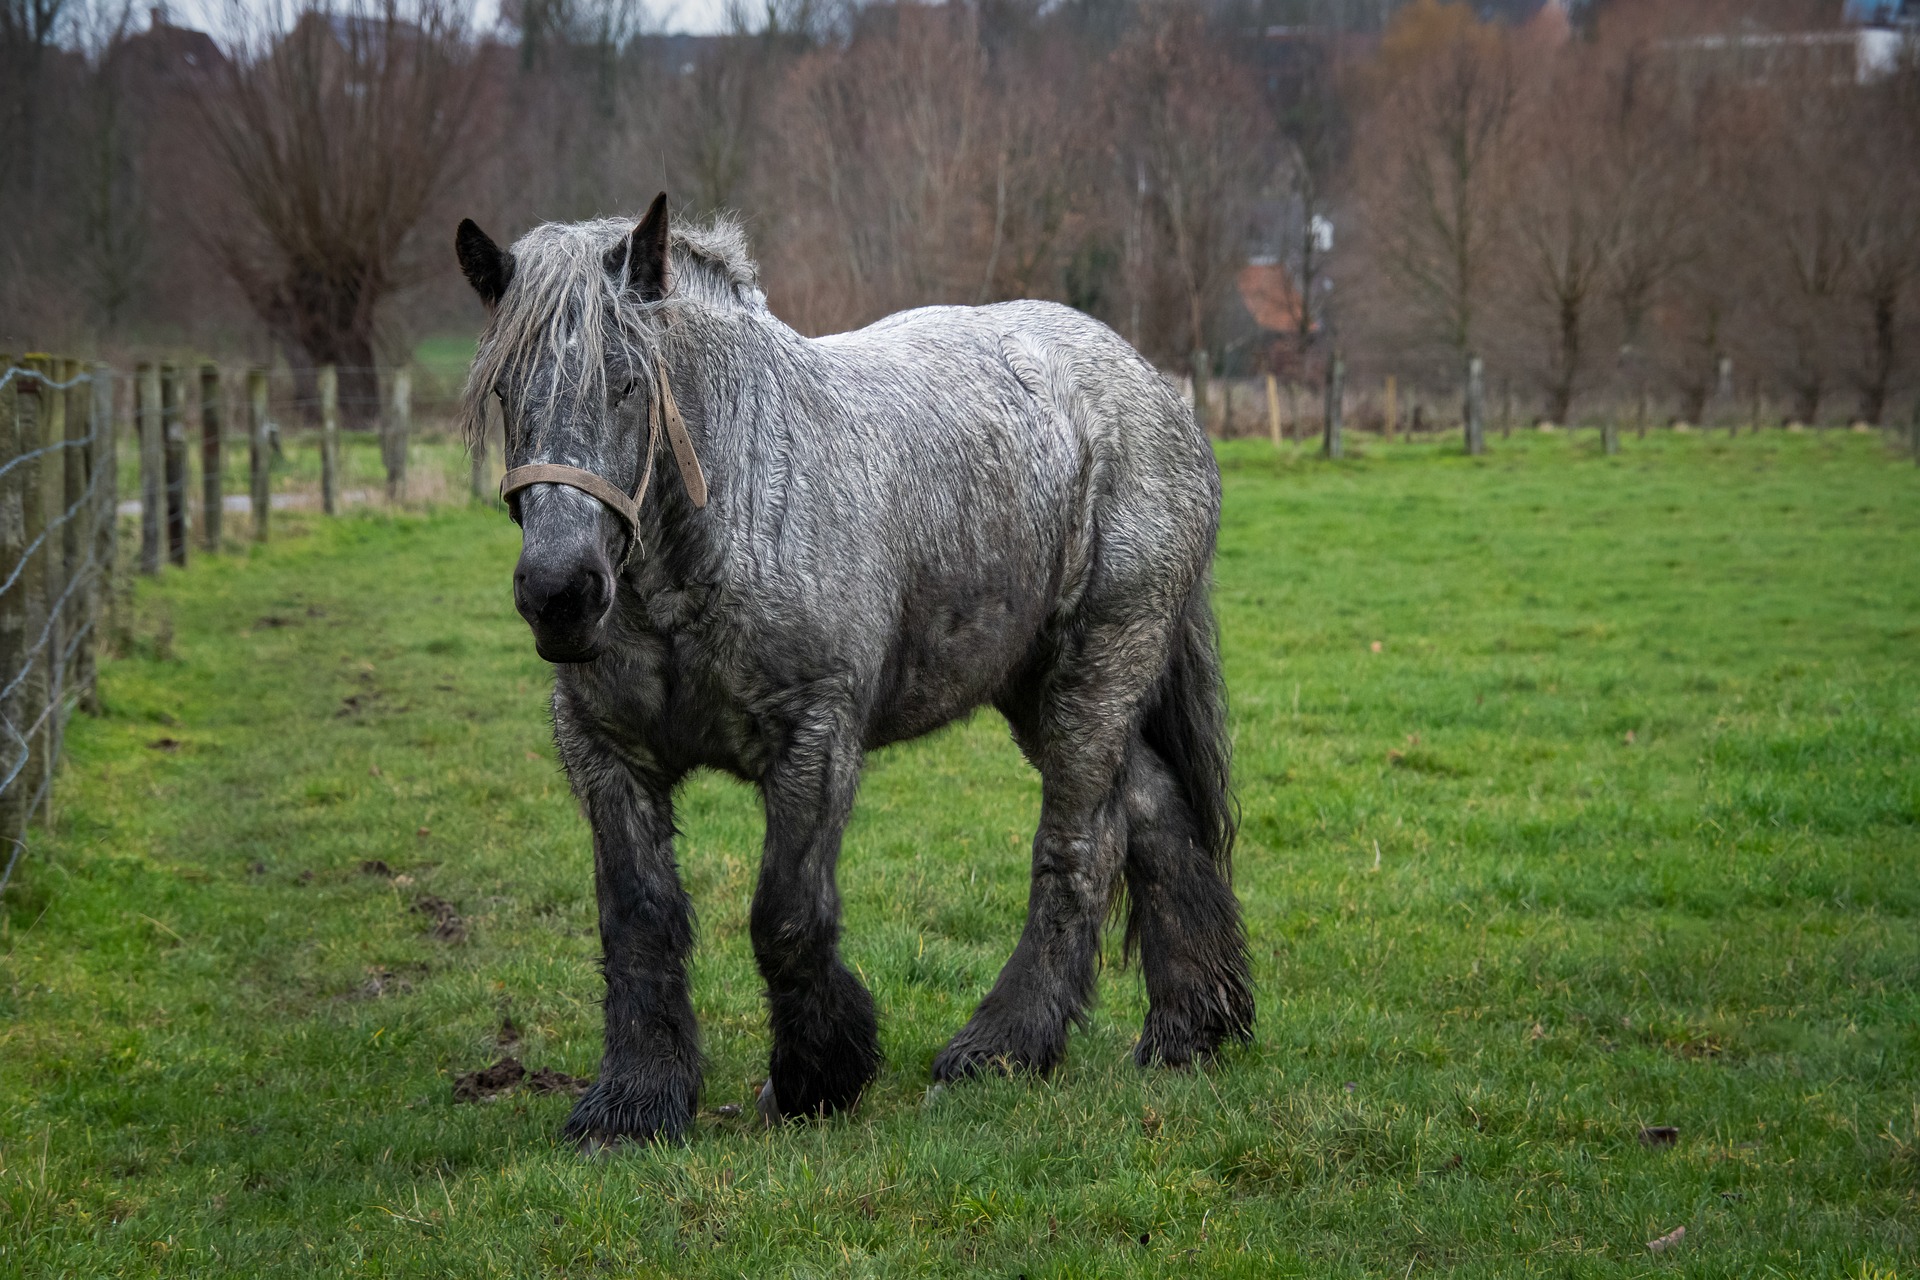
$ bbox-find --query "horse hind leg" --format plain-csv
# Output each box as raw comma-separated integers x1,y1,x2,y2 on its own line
1120,736,1254,1066
931,629,1146,1082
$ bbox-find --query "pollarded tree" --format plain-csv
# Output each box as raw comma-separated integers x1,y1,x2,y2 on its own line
198,0,482,427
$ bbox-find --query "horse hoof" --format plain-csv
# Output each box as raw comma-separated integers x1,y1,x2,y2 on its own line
756,1078,781,1127
574,1131,627,1158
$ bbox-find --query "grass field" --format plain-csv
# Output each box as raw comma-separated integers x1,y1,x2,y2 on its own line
4,431,1918,1277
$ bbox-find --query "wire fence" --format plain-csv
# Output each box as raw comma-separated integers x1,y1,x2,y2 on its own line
0,355,508,901
0,357,115,899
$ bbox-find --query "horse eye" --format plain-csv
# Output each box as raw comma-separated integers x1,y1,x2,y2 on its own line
621,380,636,400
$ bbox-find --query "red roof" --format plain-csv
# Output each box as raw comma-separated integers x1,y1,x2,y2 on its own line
1238,261,1309,335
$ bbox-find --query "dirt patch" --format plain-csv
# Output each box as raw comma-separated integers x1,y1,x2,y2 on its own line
1639,1125,1680,1149
411,896,467,943
526,1067,591,1097
359,859,393,877
146,738,183,752
453,1057,524,1102
452,1057,590,1103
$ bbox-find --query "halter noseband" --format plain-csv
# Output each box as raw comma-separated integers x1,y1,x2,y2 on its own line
498,352,708,564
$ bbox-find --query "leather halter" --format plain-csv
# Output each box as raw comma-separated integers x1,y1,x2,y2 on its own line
498,353,708,564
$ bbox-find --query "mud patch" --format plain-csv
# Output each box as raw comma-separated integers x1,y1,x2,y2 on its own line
453,1057,524,1102
452,1057,590,1103
411,896,467,943
526,1068,591,1097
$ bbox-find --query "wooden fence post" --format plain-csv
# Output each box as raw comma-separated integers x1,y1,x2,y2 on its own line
57,360,84,712
1323,351,1345,460
38,360,67,727
137,362,162,574
1384,375,1398,441
78,363,113,715
161,363,188,567
384,369,410,503
17,356,51,826
1464,355,1486,457
1266,374,1282,449
318,365,340,516
0,352,23,848
248,369,271,541
200,362,223,549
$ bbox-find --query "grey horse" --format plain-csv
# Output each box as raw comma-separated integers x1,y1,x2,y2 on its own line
455,194,1251,1146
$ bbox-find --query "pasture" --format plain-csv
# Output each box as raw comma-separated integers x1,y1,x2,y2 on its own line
3,431,1916,1277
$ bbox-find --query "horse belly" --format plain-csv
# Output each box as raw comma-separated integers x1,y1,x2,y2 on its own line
865,581,1044,748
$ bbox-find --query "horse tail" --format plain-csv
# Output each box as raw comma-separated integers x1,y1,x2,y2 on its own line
1139,580,1237,882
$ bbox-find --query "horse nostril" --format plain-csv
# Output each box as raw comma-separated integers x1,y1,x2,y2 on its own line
517,560,613,626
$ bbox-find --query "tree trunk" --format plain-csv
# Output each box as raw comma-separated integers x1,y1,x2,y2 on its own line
1791,377,1822,427
1546,297,1579,425
1861,286,1896,426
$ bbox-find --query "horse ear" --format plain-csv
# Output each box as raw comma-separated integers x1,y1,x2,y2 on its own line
457,219,514,309
608,192,670,302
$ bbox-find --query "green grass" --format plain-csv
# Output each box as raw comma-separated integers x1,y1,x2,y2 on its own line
5,431,1918,1277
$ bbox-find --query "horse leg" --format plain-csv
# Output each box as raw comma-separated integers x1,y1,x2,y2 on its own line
1121,738,1253,1066
752,709,881,1121
560,754,701,1147
932,633,1152,1081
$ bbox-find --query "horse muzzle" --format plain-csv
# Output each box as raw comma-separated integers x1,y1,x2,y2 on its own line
514,546,615,663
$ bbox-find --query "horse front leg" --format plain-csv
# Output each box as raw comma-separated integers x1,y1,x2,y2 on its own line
560,746,701,1148
751,712,881,1122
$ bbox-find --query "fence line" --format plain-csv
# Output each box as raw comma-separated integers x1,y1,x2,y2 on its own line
0,356,115,898
0,355,500,898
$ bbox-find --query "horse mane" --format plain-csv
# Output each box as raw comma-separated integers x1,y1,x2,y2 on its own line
458,211,764,447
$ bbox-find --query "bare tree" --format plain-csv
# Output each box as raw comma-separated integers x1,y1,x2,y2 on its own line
1841,54,1920,425
1106,3,1278,408
1353,2,1516,447
197,0,483,425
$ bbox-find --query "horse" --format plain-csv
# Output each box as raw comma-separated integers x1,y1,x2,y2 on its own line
454,193,1252,1146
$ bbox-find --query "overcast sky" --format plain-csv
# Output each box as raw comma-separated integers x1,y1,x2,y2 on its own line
162,0,737,39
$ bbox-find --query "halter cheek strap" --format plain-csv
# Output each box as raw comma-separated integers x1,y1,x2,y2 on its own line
498,354,708,562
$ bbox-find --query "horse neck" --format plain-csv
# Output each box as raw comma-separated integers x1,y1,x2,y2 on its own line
642,307,802,565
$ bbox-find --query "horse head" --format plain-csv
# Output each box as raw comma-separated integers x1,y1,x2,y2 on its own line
456,194,675,664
